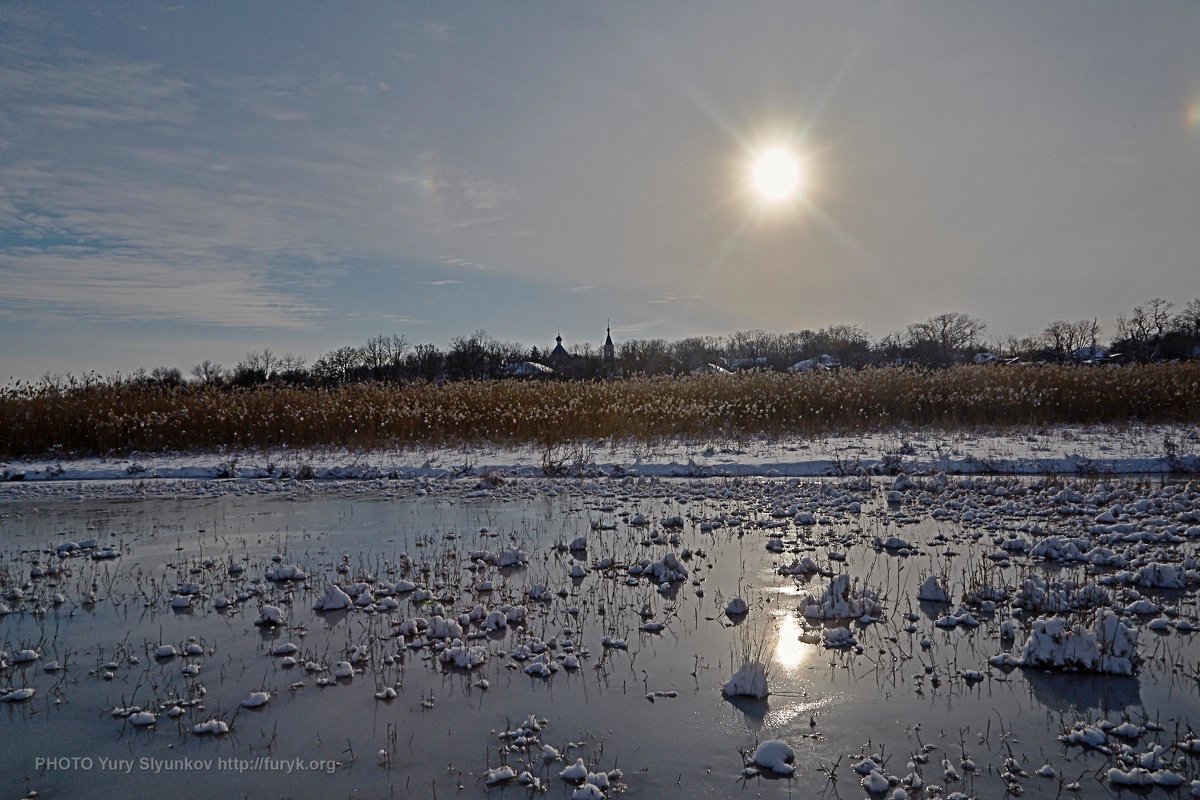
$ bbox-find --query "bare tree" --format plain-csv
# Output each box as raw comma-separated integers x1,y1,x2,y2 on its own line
385,334,409,375
362,334,390,374
618,338,672,375
237,348,281,382
1117,298,1175,360
874,332,906,364
38,372,68,392
1146,298,1175,338
190,360,226,386
405,343,445,381
446,330,515,379
150,366,183,386
802,324,872,366
1118,298,1173,341
724,330,772,361
1041,319,1099,361
671,336,724,372
988,334,1023,359
279,352,306,373
313,346,365,383
361,333,410,379
1042,321,1071,361
905,312,987,364
1173,298,1200,337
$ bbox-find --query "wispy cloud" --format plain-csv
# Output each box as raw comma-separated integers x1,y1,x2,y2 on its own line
396,149,522,230
436,255,491,271
458,179,517,211
423,279,464,286
648,294,704,306
613,320,662,335
0,159,322,328
208,73,312,123
0,49,195,129
565,285,593,293
0,248,316,329
0,30,526,333
338,311,429,325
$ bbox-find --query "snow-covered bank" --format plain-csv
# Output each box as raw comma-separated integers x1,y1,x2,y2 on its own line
1,423,1196,490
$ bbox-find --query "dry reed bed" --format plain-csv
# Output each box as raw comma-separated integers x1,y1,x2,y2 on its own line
2,364,1198,457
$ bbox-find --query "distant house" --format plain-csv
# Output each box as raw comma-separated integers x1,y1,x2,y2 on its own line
1070,346,1110,364
788,354,841,373
503,361,554,379
691,362,730,375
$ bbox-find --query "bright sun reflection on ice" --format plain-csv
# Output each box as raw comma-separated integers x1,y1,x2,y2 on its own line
773,613,809,670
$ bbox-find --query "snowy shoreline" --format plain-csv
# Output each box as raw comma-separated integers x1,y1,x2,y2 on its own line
1,423,1196,492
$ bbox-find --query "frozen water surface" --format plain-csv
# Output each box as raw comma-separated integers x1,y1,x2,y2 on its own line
3,473,1200,798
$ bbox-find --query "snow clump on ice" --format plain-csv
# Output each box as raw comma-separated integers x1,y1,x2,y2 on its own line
1020,609,1139,675
722,661,769,698
917,575,950,603
750,739,795,775
802,573,883,621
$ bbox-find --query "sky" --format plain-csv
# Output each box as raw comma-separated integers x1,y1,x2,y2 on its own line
2,1,1198,381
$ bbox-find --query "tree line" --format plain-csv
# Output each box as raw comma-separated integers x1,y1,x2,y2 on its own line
21,297,1200,392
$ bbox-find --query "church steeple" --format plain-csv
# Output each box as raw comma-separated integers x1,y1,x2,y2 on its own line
602,319,616,375
550,330,569,365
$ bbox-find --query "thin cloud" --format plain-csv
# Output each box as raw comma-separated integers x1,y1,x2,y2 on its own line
0,50,195,128
459,179,519,211
0,249,316,329
338,311,429,325
436,256,491,271
0,158,324,328
253,106,311,123
649,294,703,306
402,149,522,225
208,73,314,123
613,320,663,336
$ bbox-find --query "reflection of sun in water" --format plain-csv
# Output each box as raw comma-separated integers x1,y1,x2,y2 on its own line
774,613,809,671
751,147,804,202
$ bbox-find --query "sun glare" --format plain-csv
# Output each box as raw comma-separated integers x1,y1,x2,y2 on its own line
773,613,809,671
751,147,803,202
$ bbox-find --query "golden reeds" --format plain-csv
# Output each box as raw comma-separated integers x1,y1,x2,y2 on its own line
1,364,1197,457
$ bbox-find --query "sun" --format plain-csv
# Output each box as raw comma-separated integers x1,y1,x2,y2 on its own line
751,147,803,202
